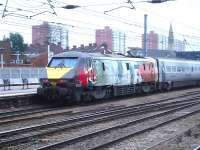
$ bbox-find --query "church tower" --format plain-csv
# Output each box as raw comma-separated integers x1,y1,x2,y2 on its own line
168,23,174,50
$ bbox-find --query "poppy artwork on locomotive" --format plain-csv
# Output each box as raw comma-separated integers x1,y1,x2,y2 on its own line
138,62,157,82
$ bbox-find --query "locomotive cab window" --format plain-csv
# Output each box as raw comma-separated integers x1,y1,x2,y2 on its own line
48,57,78,68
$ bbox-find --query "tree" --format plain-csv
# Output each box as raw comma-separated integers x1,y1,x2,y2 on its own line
9,33,27,53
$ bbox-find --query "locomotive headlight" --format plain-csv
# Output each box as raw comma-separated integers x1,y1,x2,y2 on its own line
57,79,65,84
43,79,49,84
56,79,68,87
40,78,51,87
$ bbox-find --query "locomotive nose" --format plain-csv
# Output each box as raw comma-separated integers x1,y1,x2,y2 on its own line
47,67,72,79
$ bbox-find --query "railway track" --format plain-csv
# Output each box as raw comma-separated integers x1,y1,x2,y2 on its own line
0,89,199,126
36,101,200,150
1,94,200,149
0,94,36,109
0,105,55,120
0,106,73,126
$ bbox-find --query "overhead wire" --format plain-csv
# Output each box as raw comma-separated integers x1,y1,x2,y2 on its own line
2,0,200,36
0,0,200,50
1,13,200,49
1,0,197,38
0,19,143,41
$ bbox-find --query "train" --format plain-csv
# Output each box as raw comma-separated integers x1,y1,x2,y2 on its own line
37,51,200,103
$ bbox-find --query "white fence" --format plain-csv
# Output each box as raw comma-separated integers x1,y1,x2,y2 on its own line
0,67,47,79
0,67,47,90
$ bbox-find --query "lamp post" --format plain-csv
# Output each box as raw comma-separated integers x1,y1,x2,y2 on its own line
47,40,51,63
47,36,53,63
1,54,3,68
144,14,148,57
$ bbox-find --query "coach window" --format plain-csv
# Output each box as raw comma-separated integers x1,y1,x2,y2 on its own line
177,66,182,72
185,67,189,72
166,66,171,72
195,66,198,72
182,67,185,72
172,66,176,72
143,64,146,70
126,63,130,70
102,62,105,71
88,59,92,68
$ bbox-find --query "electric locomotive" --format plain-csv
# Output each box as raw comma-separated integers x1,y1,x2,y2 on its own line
37,51,200,103
37,51,158,103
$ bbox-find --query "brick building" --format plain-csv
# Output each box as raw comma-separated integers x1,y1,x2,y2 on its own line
142,31,159,50
96,26,113,50
32,22,69,49
95,26,126,54
0,40,12,64
31,51,48,67
32,22,49,46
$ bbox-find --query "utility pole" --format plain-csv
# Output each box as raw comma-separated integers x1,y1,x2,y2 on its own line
48,43,50,63
47,36,54,63
144,14,148,57
1,54,3,68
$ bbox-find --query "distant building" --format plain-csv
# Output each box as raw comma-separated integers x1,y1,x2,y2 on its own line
0,40,12,64
128,48,176,58
27,43,65,67
141,26,185,52
31,51,48,67
168,24,185,51
95,26,126,54
174,39,185,51
32,22,69,49
158,34,168,50
142,31,158,50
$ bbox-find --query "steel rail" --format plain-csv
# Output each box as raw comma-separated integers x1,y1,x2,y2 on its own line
90,107,200,150
35,101,200,150
0,88,198,123
1,98,200,148
1,95,199,137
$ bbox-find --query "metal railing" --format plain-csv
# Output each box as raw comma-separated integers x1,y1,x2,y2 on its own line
0,67,47,90
0,67,47,79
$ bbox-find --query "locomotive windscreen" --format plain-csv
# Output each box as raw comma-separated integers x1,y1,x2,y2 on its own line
48,57,78,68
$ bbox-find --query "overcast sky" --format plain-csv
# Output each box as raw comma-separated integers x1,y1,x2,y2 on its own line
0,0,200,51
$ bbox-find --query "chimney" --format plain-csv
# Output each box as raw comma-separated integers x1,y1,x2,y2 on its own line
72,45,77,50
89,43,92,48
57,42,61,47
80,44,84,49
93,43,97,48
65,46,69,51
